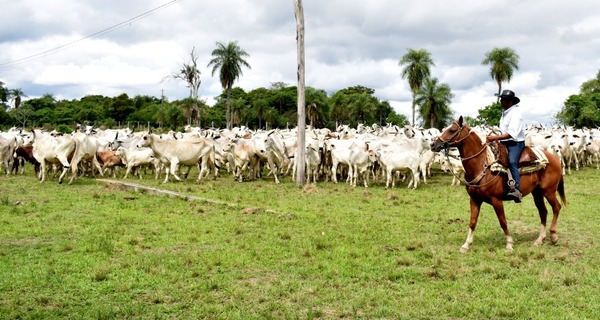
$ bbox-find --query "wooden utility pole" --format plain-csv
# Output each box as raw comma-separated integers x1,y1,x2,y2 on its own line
294,0,306,186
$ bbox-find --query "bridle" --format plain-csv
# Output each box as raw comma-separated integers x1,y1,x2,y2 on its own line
439,121,501,187
438,122,472,148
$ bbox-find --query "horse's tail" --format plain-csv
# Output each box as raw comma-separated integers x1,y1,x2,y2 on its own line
558,174,567,209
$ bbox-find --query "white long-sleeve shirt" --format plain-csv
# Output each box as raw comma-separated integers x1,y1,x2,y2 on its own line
499,105,526,142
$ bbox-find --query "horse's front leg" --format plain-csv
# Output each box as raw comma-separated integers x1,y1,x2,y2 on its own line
461,196,483,253
491,199,514,251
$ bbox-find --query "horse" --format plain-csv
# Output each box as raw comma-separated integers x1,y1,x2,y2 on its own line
431,116,566,253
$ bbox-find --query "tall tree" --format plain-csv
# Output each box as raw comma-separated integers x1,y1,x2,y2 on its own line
348,92,378,126
481,47,520,98
474,102,503,126
177,97,202,126
253,97,269,129
414,77,454,129
164,47,202,100
294,0,306,186
8,88,27,109
305,87,328,128
399,48,435,126
208,41,251,130
0,81,7,110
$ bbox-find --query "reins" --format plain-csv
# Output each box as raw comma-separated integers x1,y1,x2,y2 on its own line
441,122,501,188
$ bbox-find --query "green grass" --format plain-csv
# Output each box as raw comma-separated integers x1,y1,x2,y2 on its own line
1,166,599,319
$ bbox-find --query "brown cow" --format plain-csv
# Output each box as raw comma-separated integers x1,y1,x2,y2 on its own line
12,145,40,175
96,150,124,178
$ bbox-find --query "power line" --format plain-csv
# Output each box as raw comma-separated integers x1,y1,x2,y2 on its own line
0,0,179,70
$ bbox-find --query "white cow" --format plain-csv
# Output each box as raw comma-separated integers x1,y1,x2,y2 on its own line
222,138,256,182
0,137,17,175
348,142,373,187
326,138,357,184
115,146,160,179
438,148,465,186
368,149,420,189
249,131,287,183
304,145,321,183
68,131,104,184
137,132,215,183
32,130,76,183
545,133,570,175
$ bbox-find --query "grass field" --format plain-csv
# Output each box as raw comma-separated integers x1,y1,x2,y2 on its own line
1,165,599,319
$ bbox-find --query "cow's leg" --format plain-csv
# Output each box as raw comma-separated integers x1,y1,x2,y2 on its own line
68,156,80,184
169,159,182,181
197,156,209,182
268,156,280,184
239,161,248,182
162,166,171,183
331,162,338,183
58,165,70,184
39,160,47,182
411,168,419,189
461,197,484,253
123,164,133,179
92,157,104,178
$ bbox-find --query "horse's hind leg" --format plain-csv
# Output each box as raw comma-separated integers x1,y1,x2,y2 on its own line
544,189,562,245
491,199,514,251
532,187,548,246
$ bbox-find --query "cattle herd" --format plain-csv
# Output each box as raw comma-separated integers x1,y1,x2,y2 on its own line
0,122,598,187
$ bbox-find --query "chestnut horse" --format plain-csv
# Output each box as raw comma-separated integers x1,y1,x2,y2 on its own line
431,116,566,253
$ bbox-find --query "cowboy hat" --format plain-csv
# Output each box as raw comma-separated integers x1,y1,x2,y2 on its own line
494,90,520,104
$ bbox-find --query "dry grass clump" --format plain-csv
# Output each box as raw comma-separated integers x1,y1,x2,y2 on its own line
302,183,319,194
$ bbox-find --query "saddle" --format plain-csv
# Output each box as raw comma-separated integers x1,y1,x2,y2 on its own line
488,143,549,174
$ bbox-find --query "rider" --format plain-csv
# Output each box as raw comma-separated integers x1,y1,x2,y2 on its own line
485,90,526,203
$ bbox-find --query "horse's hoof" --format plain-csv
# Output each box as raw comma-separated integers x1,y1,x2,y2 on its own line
533,240,543,247
459,246,469,253
551,234,559,245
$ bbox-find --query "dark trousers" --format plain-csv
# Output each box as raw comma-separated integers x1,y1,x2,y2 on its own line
503,141,525,190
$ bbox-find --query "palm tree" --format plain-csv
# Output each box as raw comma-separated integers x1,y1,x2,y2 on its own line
415,77,454,129
177,97,201,126
306,103,318,127
481,47,520,99
348,92,377,126
8,88,27,109
399,48,435,126
253,98,269,129
208,41,251,130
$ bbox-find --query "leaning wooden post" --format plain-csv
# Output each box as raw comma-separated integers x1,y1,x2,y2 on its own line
294,0,306,186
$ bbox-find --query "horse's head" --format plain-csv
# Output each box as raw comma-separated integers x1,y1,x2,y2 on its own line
431,116,468,152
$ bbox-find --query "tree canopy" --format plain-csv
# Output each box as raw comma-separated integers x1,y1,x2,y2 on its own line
0,84,408,131
481,47,520,98
556,70,600,127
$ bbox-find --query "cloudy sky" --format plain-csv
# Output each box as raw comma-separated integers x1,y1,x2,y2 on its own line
1,0,600,125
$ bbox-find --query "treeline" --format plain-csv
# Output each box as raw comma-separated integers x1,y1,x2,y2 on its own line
556,70,600,128
0,83,408,132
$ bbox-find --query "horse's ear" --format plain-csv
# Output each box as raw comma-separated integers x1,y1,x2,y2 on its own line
458,116,464,126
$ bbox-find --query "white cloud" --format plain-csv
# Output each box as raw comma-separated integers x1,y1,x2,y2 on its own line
1,0,600,125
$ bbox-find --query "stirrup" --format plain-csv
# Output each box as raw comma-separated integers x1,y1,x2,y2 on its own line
506,189,523,203
507,179,516,188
